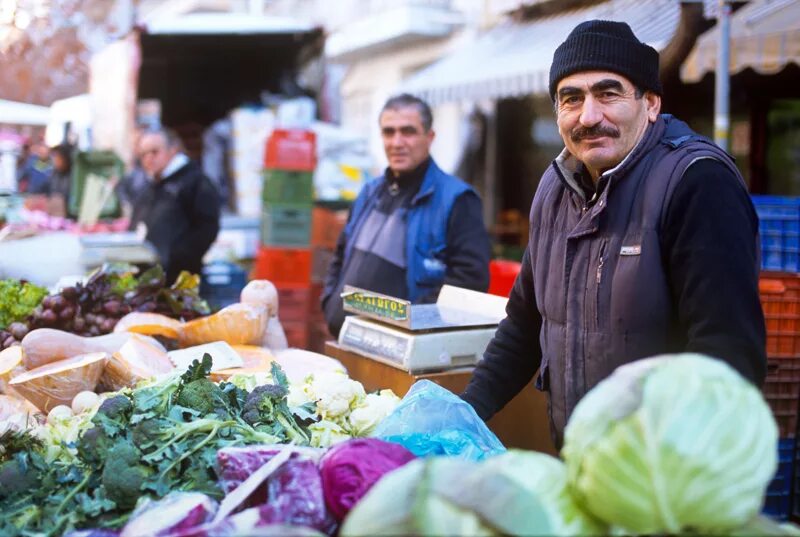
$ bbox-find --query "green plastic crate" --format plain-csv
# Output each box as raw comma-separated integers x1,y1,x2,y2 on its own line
261,169,314,204
68,150,123,218
260,202,313,247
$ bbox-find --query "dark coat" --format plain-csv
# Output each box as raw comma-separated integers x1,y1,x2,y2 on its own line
131,161,220,283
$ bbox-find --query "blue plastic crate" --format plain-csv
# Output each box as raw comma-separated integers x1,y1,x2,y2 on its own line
752,196,800,272
765,438,795,521
200,261,248,311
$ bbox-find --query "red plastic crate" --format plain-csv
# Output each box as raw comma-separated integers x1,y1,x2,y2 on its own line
308,320,331,354
760,272,800,358
283,320,309,349
488,260,521,297
311,207,347,249
251,246,312,285
263,129,316,171
312,246,334,284
277,284,311,322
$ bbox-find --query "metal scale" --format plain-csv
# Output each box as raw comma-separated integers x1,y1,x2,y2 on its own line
337,285,508,373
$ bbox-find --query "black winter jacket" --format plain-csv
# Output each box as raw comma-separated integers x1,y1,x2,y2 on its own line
130,161,220,284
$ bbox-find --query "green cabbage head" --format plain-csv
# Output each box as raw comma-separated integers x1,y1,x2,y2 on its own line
562,353,778,535
480,450,607,535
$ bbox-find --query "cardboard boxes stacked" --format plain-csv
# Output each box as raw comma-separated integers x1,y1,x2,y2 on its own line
752,196,800,521
252,129,317,349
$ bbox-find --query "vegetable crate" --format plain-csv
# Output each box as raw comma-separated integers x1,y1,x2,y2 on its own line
759,272,800,358
752,196,800,272
276,284,311,323
200,261,247,311
263,129,316,171
260,202,313,247
764,357,800,438
261,170,314,204
765,438,795,520
283,319,309,349
251,246,312,286
311,206,348,250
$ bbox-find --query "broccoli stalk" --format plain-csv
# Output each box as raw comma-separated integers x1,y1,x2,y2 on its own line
242,382,309,445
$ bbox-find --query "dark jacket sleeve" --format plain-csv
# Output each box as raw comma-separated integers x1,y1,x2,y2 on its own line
445,191,491,291
460,247,543,421
662,158,766,385
168,172,220,279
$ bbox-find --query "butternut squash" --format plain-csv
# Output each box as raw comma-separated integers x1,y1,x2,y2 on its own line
179,303,269,347
102,334,175,391
0,345,25,394
9,352,108,413
113,312,183,340
240,279,279,317
21,329,166,370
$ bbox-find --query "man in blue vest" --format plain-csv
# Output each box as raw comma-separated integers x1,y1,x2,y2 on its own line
461,20,766,448
322,94,491,337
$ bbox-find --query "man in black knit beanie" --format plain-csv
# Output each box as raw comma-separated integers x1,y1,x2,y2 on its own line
462,20,766,448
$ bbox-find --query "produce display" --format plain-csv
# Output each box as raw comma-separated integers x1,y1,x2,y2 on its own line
0,266,210,351
0,355,400,535
0,261,797,537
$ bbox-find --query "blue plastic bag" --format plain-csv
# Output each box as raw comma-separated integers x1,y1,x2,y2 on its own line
373,380,505,461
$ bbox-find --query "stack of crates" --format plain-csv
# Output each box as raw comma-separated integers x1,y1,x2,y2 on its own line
308,205,349,353
252,129,317,349
753,195,800,521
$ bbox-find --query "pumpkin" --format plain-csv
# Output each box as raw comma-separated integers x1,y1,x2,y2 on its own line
21,329,167,370
0,345,25,394
113,312,183,340
210,345,275,382
102,335,175,391
9,352,108,413
240,279,279,317
179,303,269,347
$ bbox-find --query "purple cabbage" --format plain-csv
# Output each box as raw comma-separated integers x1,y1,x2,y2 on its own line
319,438,416,521
119,492,217,537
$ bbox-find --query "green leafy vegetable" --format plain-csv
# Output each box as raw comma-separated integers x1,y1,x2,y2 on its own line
0,279,47,329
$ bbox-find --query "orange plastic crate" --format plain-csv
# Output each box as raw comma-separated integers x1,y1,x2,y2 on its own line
311,207,347,249
760,272,800,358
263,129,316,171
251,246,312,285
277,284,311,322
283,320,309,349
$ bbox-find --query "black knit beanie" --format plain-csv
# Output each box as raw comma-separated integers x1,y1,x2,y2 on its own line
549,20,662,100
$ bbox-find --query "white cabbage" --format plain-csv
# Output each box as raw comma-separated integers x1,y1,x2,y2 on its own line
562,353,778,534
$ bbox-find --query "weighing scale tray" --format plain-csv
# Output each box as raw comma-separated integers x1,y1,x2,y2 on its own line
396,304,500,331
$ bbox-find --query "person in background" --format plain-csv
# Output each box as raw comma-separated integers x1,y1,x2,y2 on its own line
130,127,220,284
460,20,766,449
321,93,491,337
17,140,51,194
48,144,73,201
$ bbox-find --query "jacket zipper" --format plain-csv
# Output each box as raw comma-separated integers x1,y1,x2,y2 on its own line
596,240,607,285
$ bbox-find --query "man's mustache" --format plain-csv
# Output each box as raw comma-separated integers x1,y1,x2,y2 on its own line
570,125,620,142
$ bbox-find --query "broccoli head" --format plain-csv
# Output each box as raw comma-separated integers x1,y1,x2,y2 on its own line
0,457,40,498
176,378,226,417
131,417,171,449
94,394,133,424
101,442,152,510
76,426,115,465
242,383,289,426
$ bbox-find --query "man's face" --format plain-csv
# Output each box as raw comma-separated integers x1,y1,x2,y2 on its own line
138,133,177,179
555,71,661,180
379,106,435,175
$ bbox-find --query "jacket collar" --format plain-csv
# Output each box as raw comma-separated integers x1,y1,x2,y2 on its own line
410,158,442,206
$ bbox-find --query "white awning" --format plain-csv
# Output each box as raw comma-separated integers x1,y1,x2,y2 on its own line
400,0,680,104
681,0,800,83
144,12,315,35
0,99,50,126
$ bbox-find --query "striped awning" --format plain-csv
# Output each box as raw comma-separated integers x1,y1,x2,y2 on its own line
681,0,800,83
400,0,680,105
